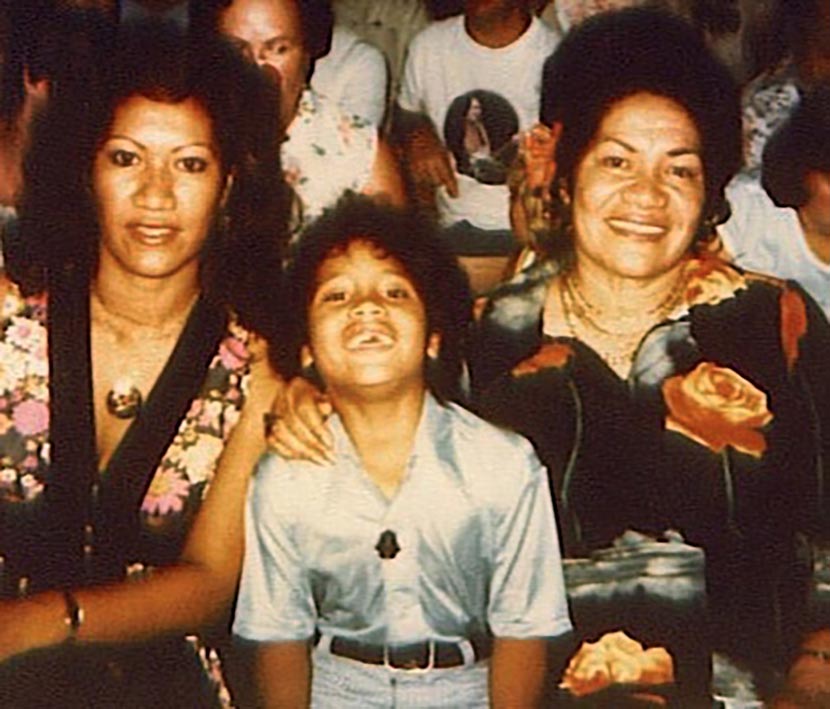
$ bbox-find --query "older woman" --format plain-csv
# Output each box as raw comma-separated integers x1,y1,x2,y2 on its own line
0,21,285,707
470,7,830,701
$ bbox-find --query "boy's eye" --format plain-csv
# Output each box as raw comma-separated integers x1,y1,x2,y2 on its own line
386,287,410,299
176,156,209,174
109,149,139,167
321,291,346,303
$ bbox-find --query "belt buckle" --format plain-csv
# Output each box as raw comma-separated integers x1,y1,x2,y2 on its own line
383,640,435,673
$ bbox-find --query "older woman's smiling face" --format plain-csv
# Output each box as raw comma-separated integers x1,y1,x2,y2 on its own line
570,92,705,282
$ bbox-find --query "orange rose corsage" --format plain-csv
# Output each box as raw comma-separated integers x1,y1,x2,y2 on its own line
662,362,772,458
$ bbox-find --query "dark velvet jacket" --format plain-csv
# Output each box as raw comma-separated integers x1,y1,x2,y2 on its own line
470,255,830,684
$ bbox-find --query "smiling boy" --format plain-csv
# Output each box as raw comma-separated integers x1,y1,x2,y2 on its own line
232,197,571,707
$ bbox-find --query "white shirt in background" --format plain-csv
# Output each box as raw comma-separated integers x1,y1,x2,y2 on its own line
719,176,830,319
312,25,388,126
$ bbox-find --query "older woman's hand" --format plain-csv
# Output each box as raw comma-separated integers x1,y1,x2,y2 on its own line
266,376,334,465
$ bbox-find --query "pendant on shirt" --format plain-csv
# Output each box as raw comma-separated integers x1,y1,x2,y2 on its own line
375,530,400,560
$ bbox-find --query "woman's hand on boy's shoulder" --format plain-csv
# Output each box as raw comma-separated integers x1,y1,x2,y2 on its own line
265,375,334,465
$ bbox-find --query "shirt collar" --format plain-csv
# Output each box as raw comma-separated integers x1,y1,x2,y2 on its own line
328,392,444,474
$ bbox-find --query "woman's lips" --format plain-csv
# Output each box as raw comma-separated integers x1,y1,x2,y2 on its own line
606,218,667,238
129,223,181,241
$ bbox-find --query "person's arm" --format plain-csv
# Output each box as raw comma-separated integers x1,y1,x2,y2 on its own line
392,106,458,198
256,640,312,708
233,440,317,707
490,637,549,708
0,345,279,661
362,136,407,206
486,443,573,706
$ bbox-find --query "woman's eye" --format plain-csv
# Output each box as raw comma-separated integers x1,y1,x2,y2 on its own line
176,156,209,174
669,164,700,180
601,155,627,169
109,149,138,167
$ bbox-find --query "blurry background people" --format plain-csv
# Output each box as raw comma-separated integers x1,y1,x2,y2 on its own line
0,1,113,267
0,1,52,211
394,0,559,293
720,84,830,319
330,0,430,128
311,23,388,126
0,22,285,707
196,0,405,242
740,0,830,179
469,8,830,702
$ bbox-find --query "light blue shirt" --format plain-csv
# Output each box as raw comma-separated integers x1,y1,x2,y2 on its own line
234,394,571,645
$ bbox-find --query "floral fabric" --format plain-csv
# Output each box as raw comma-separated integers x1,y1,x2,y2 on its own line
0,282,252,705
0,281,252,578
281,88,377,241
470,254,830,687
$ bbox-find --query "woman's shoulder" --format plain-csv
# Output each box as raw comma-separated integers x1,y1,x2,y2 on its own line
477,258,557,332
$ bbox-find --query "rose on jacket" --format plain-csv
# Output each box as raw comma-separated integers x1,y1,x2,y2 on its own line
683,256,746,309
780,286,807,372
512,340,574,376
662,362,772,458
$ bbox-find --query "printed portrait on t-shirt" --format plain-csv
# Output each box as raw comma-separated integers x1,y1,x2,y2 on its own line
443,90,519,186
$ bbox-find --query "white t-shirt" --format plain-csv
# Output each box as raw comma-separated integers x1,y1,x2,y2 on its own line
398,16,559,231
719,176,830,319
312,25,388,126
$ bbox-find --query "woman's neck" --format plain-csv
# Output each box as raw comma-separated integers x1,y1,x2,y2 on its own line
92,270,200,333
569,260,687,321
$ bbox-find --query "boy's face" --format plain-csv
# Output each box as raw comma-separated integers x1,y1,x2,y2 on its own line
305,239,439,398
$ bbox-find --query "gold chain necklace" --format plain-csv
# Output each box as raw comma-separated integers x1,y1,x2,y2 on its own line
560,283,641,370
91,290,198,419
562,270,685,338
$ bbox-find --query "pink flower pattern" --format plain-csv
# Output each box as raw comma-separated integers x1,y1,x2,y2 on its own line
0,284,251,532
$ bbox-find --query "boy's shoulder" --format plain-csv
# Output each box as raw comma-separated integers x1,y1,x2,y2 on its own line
434,400,544,493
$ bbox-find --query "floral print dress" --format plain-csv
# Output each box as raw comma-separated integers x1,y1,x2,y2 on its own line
470,255,830,696
0,282,253,705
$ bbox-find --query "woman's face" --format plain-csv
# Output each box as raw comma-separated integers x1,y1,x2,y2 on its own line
305,240,438,398
93,95,225,284
220,0,309,128
570,92,706,281
467,97,483,121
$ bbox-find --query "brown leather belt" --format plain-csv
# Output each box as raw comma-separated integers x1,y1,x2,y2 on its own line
328,635,492,670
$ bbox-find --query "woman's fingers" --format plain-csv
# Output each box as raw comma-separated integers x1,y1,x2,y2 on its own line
266,377,334,463
268,413,332,465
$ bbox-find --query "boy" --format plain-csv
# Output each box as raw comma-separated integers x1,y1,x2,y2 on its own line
233,198,571,707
